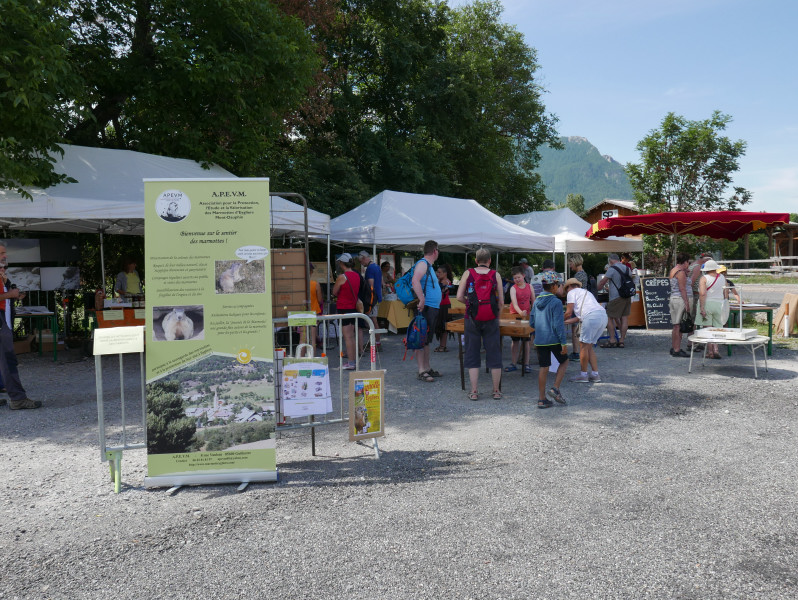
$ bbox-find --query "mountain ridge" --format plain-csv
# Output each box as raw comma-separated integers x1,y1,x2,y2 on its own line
535,136,635,210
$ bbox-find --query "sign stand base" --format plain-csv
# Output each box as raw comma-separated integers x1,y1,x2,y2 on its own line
106,450,123,494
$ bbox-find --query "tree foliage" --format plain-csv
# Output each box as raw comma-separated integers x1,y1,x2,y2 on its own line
60,0,319,176
561,193,585,215
626,111,751,213
268,0,559,216
3,0,558,219
146,381,196,454
0,0,80,197
626,111,752,265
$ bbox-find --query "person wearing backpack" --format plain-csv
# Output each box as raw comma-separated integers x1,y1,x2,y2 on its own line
455,248,504,400
411,240,442,382
597,253,633,348
331,253,360,370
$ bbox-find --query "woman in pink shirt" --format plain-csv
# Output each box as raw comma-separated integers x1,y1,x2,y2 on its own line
506,266,535,373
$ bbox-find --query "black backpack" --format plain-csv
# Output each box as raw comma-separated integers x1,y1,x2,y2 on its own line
356,272,375,313
610,265,637,298
346,272,375,314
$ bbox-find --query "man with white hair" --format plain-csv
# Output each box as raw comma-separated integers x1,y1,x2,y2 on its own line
518,258,534,283
0,243,41,409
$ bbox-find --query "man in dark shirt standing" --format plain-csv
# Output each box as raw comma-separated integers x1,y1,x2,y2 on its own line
0,244,41,409
358,250,383,351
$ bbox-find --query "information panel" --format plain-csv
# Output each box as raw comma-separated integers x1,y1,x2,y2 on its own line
348,371,385,441
143,178,276,487
641,277,672,329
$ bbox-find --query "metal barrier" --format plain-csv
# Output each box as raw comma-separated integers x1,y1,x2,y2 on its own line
273,312,384,456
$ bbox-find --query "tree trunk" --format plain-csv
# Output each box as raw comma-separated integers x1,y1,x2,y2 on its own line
669,233,679,269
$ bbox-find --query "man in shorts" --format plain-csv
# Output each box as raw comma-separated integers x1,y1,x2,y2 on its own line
597,253,631,348
358,250,383,351
411,240,441,382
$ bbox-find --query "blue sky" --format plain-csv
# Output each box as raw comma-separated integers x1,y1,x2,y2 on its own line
451,0,798,213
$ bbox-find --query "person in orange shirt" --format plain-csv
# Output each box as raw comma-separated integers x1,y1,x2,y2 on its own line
307,263,324,350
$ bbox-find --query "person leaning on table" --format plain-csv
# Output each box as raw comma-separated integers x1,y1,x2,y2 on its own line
0,245,42,410
716,265,742,306
696,259,728,360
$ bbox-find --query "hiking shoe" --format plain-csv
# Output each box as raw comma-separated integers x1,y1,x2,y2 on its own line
569,373,590,383
588,373,602,382
547,387,567,405
9,398,42,410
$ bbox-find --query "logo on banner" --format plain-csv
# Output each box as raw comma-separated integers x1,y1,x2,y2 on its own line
156,189,191,222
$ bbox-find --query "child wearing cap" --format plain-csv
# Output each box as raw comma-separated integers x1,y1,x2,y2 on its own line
529,271,569,408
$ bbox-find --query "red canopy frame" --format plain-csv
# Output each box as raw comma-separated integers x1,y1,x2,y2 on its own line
586,211,790,241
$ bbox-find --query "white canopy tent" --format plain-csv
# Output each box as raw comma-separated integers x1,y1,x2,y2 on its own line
0,145,331,294
504,207,643,254
504,207,644,275
0,144,331,237
0,144,235,235
329,190,554,252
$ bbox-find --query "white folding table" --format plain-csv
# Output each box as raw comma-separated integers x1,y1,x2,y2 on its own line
687,334,769,378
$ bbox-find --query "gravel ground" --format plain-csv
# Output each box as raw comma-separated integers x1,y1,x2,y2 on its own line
1,315,797,599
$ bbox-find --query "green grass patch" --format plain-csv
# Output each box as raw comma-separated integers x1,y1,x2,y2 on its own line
742,315,798,350
734,274,798,284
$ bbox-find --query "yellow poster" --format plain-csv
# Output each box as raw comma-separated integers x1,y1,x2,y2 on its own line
348,371,385,441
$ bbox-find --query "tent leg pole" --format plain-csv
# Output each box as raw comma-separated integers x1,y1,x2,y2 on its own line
99,231,106,295
327,235,332,307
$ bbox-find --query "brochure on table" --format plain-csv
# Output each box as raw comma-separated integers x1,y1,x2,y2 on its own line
143,178,276,488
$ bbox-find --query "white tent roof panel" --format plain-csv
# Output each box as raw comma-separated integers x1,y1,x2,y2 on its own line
504,207,642,253
0,145,330,236
330,190,554,252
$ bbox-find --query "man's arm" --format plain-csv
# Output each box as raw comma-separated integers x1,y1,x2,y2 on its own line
411,261,427,310
0,288,20,301
456,270,470,303
495,272,504,312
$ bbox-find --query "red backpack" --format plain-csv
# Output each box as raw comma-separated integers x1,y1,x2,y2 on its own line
466,268,499,321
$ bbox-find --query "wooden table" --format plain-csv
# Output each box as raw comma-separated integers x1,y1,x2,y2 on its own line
449,304,522,319
446,318,534,390
688,334,769,378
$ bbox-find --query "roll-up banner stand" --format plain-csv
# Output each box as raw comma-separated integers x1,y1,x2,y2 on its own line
143,179,277,488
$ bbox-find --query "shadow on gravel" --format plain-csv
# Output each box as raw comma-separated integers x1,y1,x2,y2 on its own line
276,448,478,487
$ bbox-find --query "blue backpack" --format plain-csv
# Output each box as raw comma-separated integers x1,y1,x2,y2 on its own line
395,259,431,308
403,313,428,359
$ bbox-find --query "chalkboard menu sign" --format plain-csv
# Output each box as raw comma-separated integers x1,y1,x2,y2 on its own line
641,277,672,329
